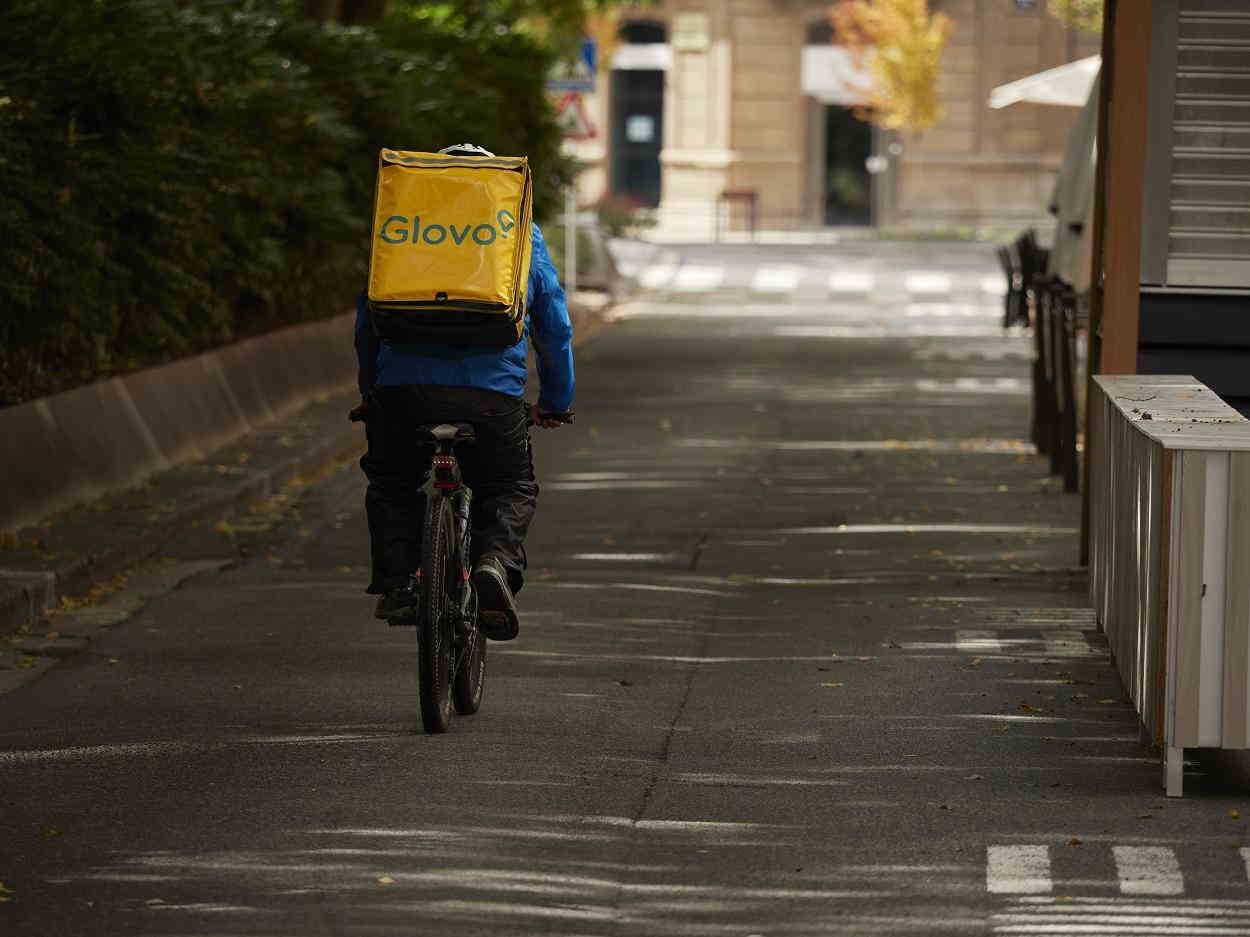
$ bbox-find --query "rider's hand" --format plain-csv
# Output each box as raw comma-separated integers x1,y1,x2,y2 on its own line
349,398,370,423
529,403,565,429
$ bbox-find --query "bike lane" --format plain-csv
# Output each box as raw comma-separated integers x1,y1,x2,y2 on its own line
1,242,1249,935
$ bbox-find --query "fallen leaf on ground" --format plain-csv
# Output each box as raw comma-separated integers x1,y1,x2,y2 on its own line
1068,837,1083,847
820,682,844,688
377,876,395,885
1231,809,1241,820
965,774,985,781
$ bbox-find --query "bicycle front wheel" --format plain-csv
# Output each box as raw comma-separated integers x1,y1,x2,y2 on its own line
417,496,454,734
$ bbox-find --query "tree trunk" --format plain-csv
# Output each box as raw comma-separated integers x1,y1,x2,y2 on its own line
341,0,389,24
303,0,343,22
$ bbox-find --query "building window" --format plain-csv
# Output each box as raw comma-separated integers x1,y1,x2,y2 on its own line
619,20,667,44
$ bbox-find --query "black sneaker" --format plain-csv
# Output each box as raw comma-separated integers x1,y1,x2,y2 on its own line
471,556,519,640
374,574,420,624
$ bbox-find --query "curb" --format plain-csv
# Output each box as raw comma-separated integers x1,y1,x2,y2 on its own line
0,293,616,639
0,422,363,637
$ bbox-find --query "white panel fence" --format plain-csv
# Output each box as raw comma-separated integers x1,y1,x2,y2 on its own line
1090,375,1250,796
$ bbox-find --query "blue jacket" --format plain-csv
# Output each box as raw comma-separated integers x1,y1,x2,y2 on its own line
355,223,575,412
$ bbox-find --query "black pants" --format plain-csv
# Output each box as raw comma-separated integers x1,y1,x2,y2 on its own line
361,385,537,596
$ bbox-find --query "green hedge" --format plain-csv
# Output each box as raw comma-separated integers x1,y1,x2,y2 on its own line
0,0,570,405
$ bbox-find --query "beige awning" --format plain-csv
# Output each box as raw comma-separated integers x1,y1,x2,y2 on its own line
989,55,1101,109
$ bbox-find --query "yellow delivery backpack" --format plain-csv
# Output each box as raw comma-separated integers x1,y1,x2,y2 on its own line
367,149,534,347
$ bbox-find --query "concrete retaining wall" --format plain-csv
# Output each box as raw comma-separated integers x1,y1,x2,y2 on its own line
0,313,355,536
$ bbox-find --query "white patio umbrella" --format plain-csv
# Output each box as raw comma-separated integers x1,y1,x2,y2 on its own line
988,55,1101,109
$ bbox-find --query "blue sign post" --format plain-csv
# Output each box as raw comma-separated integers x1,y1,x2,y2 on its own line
546,38,597,94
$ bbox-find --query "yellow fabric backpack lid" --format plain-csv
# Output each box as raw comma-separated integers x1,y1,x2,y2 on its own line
366,149,534,347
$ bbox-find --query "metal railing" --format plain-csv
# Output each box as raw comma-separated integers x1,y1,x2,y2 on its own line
1089,375,1250,796
998,229,1084,494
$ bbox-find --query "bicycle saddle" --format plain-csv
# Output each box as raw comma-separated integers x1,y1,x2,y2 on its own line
422,423,476,443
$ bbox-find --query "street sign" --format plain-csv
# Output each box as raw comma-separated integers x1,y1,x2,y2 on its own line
554,92,596,140
547,38,597,93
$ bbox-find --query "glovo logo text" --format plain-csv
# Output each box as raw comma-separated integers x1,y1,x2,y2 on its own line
378,210,517,247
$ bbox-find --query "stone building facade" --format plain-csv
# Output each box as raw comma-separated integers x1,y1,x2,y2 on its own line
566,0,1101,237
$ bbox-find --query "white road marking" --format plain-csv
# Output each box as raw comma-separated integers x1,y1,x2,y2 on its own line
569,553,677,562
988,845,1052,894
671,265,726,292
778,524,1075,535
1045,630,1095,657
828,271,876,293
751,264,802,292
915,378,1027,395
906,303,998,318
958,630,1004,653
1114,846,1185,896
994,898,1250,936
905,272,953,294
638,264,677,289
982,274,1009,296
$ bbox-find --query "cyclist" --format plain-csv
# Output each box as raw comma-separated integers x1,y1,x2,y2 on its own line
354,142,574,641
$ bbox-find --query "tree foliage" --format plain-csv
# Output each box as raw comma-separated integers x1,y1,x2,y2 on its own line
831,0,953,133
1049,0,1103,34
0,0,570,405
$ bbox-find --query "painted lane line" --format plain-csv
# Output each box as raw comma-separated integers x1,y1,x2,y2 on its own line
1114,846,1185,896
987,845,1052,894
828,271,876,293
905,272,954,294
957,630,1004,653
751,264,802,292
1045,630,1095,657
671,265,726,292
777,523,1077,535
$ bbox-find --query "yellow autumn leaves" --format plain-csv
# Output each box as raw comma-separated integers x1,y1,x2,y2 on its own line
831,0,953,132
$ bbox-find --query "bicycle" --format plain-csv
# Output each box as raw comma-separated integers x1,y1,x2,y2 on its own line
410,421,485,733
352,403,572,734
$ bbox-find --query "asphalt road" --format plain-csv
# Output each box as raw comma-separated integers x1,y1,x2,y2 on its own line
3,240,1250,936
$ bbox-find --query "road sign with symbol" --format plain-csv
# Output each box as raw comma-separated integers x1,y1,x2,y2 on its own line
554,92,596,140
547,38,597,93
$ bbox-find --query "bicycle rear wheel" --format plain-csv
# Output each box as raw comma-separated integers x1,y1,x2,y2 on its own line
418,497,454,734
453,617,486,715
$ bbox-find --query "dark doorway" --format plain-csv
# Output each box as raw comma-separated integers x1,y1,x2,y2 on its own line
611,69,664,208
824,105,871,225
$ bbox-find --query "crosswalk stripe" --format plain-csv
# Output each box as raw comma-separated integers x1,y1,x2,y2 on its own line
982,274,1008,296
751,264,802,292
671,265,726,292
958,630,1004,653
828,271,876,293
905,272,953,294
1114,846,1185,896
988,845,1053,894
639,264,677,289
